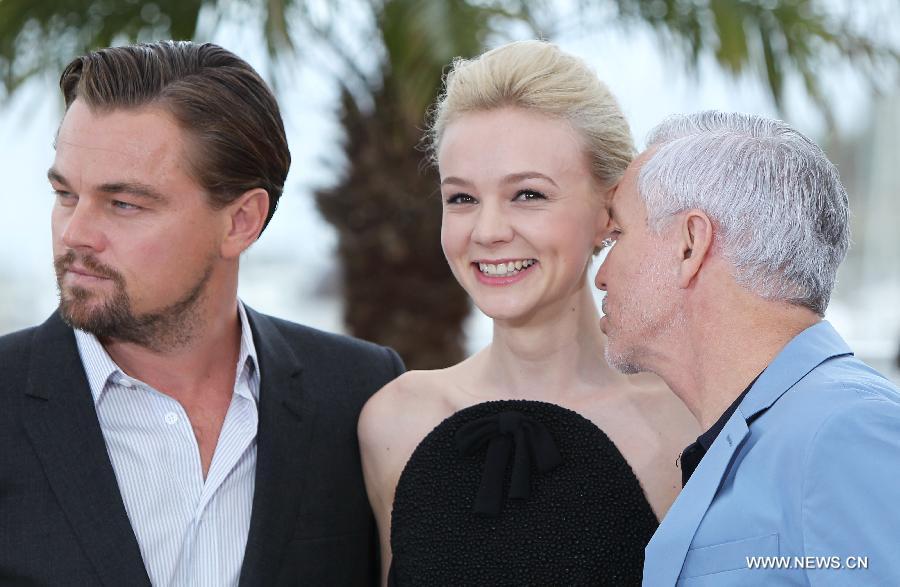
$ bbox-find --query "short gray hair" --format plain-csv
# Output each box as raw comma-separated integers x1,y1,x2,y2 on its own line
639,111,849,316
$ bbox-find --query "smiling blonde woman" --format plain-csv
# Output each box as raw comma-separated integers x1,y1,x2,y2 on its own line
358,40,698,585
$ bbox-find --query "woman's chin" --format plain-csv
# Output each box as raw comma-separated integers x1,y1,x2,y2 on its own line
473,301,539,324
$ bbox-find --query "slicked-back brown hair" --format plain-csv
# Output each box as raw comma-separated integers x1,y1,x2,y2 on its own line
60,40,290,234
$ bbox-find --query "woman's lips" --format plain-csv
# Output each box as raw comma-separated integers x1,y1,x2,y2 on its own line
472,261,537,286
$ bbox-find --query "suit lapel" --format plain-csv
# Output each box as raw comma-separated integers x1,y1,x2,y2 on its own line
644,414,749,586
739,321,852,421
643,321,853,586
21,313,150,586
239,309,315,587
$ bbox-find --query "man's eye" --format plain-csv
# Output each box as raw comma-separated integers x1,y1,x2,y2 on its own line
53,190,76,203
446,193,476,205
514,189,546,201
113,200,141,211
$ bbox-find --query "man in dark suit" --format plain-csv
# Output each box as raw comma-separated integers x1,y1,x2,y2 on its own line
0,41,403,586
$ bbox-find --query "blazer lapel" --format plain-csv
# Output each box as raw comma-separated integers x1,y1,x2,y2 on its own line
644,414,749,586
21,313,150,586
643,321,853,586
239,309,315,587
739,320,853,421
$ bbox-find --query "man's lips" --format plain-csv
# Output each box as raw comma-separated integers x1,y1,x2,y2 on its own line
65,266,111,280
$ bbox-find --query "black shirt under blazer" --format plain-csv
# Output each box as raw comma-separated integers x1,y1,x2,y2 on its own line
0,308,405,586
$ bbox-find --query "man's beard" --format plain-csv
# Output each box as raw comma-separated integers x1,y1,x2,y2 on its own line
603,293,647,374
603,260,682,375
54,250,213,351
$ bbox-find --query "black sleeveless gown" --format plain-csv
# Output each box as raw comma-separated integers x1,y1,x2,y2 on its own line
388,400,658,586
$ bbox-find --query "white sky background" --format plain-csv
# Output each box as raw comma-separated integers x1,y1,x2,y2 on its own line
0,1,896,377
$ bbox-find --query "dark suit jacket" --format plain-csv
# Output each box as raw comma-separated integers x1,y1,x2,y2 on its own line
0,308,405,586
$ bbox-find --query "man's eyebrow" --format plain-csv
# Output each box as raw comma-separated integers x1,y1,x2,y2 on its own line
47,170,168,203
97,182,167,203
47,168,68,186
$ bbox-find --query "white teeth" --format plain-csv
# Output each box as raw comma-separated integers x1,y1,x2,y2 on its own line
477,259,536,276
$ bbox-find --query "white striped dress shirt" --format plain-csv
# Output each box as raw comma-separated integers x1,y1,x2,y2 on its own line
74,302,260,587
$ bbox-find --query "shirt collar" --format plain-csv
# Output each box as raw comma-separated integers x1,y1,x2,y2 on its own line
696,374,758,451
235,300,260,402
680,372,761,487
74,300,260,405
74,327,121,405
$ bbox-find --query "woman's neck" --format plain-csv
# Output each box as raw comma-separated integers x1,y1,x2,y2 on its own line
474,285,622,401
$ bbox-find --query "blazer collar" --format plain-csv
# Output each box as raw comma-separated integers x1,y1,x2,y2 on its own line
22,309,317,586
738,320,853,421
22,312,151,586
643,320,853,585
239,307,316,586
644,411,750,586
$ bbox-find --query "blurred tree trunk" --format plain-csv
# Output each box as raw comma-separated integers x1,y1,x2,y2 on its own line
315,79,470,368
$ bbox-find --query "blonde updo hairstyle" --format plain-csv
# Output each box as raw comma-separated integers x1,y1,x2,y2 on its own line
427,40,635,189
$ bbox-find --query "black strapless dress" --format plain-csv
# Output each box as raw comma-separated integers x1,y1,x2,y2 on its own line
388,400,658,586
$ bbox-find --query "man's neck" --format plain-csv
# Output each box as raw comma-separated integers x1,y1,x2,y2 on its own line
659,303,820,429
102,297,243,401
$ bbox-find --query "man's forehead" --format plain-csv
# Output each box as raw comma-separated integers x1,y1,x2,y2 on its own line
54,102,190,171
626,147,658,180
610,148,657,221
57,100,183,150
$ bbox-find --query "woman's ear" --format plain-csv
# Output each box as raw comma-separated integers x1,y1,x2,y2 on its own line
593,184,617,250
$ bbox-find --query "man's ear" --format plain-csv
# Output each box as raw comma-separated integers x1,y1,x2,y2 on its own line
677,209,713,288
221,188,270,259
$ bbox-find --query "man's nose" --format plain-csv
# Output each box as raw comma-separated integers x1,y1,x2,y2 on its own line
60,200,107,252
594,259,608,292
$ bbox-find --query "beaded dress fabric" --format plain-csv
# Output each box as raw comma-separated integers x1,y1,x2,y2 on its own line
389,400,658,586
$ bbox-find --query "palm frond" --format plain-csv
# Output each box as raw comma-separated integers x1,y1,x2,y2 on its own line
605,0,899,116
0,0,206,98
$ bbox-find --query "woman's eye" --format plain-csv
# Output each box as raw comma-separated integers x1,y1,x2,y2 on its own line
514,189,546,201
446,193,476,205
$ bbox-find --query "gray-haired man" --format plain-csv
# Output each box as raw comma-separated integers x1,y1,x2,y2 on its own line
595,111,900,585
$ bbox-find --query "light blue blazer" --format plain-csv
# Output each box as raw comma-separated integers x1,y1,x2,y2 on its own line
643,321,900,586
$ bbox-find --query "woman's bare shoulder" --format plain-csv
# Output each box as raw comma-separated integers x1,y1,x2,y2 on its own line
358,367,466,462
590,373,699,519
362,368,462,419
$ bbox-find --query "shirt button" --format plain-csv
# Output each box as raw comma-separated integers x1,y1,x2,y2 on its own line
165,412,179,425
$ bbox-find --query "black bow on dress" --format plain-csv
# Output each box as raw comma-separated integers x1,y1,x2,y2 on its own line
454,410,563,517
